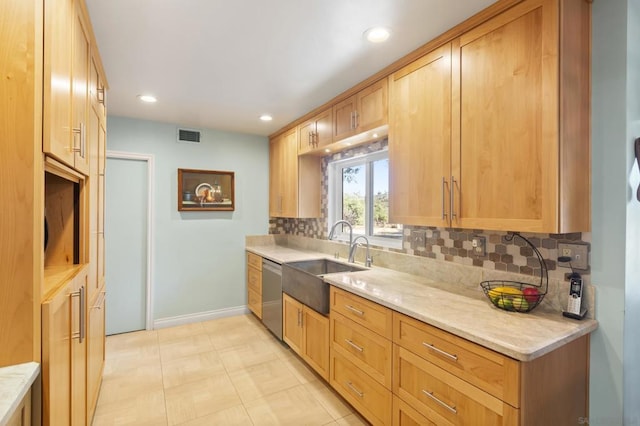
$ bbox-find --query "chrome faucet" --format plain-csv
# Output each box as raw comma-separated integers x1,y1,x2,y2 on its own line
349,235,373,267
328,220,353,249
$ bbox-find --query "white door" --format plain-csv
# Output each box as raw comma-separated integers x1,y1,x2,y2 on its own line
105,156,149,335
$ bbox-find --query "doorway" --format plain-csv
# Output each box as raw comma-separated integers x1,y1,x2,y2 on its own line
105,151,154,335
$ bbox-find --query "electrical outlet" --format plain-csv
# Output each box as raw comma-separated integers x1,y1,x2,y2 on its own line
471,236,486,256
412,230,426,249
558,243,589,270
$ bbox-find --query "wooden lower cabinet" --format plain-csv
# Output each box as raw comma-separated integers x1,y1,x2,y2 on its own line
87,289,106,423
42,266,88,426
393,395,437,426
282,293,330,380
6,389,31,426
246,252,262,319
330,350,392,426
330,311,392,389
394,345,518,425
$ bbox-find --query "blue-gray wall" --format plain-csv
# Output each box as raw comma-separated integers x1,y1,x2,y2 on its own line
624,0,640,422
106,116,269,321
592,0,640,423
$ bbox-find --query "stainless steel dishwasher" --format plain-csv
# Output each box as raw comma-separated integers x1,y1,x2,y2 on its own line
261,258,283,340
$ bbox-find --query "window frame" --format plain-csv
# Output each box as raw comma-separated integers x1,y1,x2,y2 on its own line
327,149,402,249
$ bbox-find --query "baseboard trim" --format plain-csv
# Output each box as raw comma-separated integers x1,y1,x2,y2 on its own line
153,305,250,329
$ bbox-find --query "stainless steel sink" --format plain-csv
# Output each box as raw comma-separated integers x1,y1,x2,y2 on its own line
282,259,367,314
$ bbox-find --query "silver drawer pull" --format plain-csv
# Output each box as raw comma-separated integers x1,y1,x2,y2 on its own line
422,389,457,414
346,382,364,398
345,339,364,352
422,342,458,361
345,305,364,316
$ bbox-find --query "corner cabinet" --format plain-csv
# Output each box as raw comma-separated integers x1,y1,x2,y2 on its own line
269,128,321,218
389,0,590,233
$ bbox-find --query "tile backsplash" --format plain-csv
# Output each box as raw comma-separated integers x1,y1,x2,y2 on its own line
269,139,591,283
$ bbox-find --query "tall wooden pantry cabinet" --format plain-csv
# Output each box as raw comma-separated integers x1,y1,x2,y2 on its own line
0,0,109,423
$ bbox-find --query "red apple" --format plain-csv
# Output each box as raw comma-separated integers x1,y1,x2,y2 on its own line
523,287,540,303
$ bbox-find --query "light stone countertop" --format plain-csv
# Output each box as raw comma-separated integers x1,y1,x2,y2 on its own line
246,243,598,362
0,362,39,425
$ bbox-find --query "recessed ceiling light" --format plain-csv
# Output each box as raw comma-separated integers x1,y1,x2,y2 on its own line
364,27,390,43
372,133,379,138
137,94,157,103
259,114,273,122
324,148,331,153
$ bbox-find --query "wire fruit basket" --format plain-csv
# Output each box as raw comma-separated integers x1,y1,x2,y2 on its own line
480,233,548,313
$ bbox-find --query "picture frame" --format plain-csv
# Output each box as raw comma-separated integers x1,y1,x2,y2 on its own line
178,168,235,211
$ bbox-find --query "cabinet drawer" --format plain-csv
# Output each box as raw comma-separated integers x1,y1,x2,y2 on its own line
393,395,440,426
247,266,262,294
330,287,392,339
248,289,262,319
330,350,392,426
331,311,392,389
393,312,520,407
247,252,262,270
394,345,519,426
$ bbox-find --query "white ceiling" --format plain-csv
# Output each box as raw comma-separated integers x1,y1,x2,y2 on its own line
85,0,496,136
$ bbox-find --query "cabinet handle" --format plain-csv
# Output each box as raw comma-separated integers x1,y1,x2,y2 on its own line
422,389,457,414
353,110,359,128
344,304,364,316
350,111,355,130
97,87,105,104
313,131,318,147
72,123,86,159
71,285,85,343
308,131,313,147
422,342,458,361
297,309,301,327
344,339,364,352
441,177,448,220
346,381,364,398
450,175,457,220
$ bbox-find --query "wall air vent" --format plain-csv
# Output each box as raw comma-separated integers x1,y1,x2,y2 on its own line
177,128,201,143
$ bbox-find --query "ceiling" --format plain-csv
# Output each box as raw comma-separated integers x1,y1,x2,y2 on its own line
85,0,496,136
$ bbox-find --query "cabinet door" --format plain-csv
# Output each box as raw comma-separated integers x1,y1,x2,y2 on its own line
282,294,303,354
356,80,388,132
71,271,87,425
87,104,100,302
452,0,558,232
269,134,284,216
313,107,333,149
97,120,106,286
301,307,329,381
333,95,357,141
389,44,452,227
42,268,87,426
43,0,74,168
87,291,105,423
71,5,90,175
280,129,300,217
298,120,316,154
42,281,73,426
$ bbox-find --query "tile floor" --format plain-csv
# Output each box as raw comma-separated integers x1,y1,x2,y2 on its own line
92,314,368,425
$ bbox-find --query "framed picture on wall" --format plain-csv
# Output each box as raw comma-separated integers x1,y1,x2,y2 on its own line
178,168,235,211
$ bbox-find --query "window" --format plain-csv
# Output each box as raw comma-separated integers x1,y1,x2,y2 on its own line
328,150,403,248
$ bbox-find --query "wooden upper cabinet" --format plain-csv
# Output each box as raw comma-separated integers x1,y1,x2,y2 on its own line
43,0,91,176
451,0,590,233
389,44,452,227
269,128,321,218
298,108,333,155
333,79,388,141
43,0,74,169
